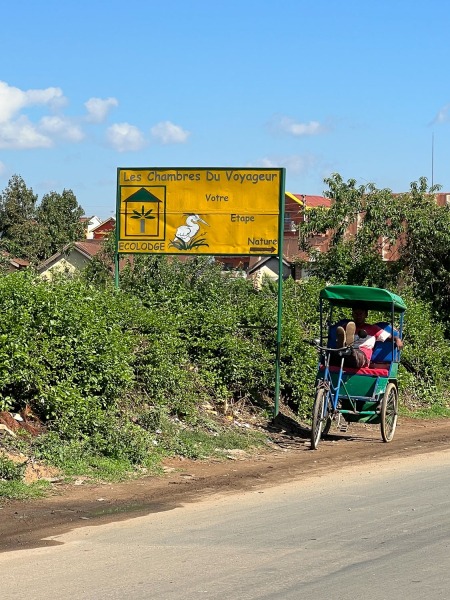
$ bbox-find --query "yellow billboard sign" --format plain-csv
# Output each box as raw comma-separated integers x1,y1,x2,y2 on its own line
116,167,284,255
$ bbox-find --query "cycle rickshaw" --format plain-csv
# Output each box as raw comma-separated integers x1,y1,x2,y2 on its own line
309,285,406,449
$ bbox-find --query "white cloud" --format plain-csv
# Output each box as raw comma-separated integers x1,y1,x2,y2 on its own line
0,80,76,148
270,115,328,137
40,116,85,142
0,114,85,149
106,122,146,152
0,116,53,149
150,121,190,144
0,80,65,123
84,97,118,123
431,103,450,125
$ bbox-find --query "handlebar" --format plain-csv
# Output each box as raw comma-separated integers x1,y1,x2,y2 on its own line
303,339,353,355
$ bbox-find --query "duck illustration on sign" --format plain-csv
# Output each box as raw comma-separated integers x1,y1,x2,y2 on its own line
170,214,209,250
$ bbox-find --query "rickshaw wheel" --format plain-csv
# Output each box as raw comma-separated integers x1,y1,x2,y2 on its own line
322,414,332,437
311,389,330,449
380,383,398,442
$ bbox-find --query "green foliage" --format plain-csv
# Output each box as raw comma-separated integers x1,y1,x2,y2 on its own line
0,174,37,234
298,173,440,291
81,232,117,287
0,273,135,413
396,181,450,328
0,175,45,262
0,452,26,481
0,215,449,484
0,175,85,264
0,264,277,475
121,256,276,404
0,480,50,501
397,288,450,410
36,189,85,256
3,220,51,264
277,277,323,415
157,426,266,460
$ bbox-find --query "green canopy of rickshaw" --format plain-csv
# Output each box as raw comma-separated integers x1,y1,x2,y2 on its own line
320,285,406,312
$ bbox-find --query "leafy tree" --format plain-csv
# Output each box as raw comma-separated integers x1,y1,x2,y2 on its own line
3,220,51,264
395,178,450,325
299,173,450,330
36,189,85,256
0,174,38,236
0,177,86,264
299,173,407,287
0,175,44,260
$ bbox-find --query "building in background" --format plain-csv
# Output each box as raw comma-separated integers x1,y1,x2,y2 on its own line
37,240,103,280
80,216,102,239
90,217,115,240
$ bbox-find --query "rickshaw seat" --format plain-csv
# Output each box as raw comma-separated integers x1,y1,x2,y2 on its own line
326,321,399,366
328,364,389,377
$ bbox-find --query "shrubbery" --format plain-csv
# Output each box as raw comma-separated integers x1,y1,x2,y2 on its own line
0,259,449,478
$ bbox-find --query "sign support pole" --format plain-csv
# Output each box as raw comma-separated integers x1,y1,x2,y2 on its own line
114,177,120,290
114,252,119,289
274,169,286,418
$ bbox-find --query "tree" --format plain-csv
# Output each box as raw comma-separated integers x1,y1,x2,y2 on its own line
3,220,51,264
0,174,38,239
0,175,49,262
397,178,450,323
299,173,405,286
36,189,85,256
0,176,87,264
299,173,450,327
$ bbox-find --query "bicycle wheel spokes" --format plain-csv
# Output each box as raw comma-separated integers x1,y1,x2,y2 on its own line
311,388,329,449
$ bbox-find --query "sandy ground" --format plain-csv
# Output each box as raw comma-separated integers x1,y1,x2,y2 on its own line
0,416,448,553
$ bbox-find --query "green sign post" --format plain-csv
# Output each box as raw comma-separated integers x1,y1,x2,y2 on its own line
115,167,286,416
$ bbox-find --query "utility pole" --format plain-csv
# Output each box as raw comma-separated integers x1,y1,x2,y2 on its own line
431,132,434,187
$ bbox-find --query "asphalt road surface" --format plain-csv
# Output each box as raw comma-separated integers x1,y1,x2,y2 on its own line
1,450,449,600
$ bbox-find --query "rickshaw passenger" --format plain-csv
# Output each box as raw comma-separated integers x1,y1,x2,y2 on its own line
332,305,403,369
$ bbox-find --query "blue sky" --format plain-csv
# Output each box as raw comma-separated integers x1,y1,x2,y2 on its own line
1,0,449,218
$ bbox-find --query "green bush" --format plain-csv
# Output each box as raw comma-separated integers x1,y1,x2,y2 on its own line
0,452,26,481
0,273,136,413
396,288,450,410
0,259,448,478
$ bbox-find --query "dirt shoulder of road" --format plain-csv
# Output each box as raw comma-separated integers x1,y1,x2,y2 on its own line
0,416,448,553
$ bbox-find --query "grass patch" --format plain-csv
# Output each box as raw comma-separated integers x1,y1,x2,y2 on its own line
58,453,166,482
55,454,138,482
0,480,50,501
28,426,268,483
33,436,165,483
399,405,450,419
0,412,270,492
160,426,268,459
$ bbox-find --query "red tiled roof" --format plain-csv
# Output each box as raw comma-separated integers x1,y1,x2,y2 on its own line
91,217,115,232
73,240,103,257
36,239,104,272
10,257,30,267
289,194,331,208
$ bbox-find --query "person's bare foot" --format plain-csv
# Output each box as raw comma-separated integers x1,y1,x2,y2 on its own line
346,321,356,345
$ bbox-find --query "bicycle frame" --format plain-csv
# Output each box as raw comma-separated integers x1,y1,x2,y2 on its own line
316,346,348,415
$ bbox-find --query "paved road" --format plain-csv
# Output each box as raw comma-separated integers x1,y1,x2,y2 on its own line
1,451,449,600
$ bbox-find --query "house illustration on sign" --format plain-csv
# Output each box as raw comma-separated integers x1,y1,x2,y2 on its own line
123,187,164,238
